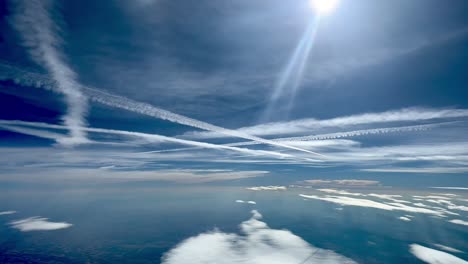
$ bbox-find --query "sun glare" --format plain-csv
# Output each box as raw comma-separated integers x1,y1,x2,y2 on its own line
310,0,339,15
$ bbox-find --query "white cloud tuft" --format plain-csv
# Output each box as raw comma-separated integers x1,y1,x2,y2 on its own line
449,219,468,226
300,194,449,216
10,217,72,232
0,211,16,216
161,210,357,264
433,244,464,254
398,216,411,222
410,244,468,264
246,186,287,191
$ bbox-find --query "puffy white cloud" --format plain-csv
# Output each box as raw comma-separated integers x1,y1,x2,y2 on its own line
161,210,357,264
10,217,72,232
235,200,257,205
246,186,287,191
398,216,411,222
410,244,468,264
0,211,16,216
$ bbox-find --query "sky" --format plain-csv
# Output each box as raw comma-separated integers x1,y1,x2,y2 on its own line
1,0,468,187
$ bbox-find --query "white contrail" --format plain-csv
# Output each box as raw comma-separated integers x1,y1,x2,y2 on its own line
226,123,445,147
0,124,66,141
81,88,324,157
186,108,468,139
10,0,88,145
0,120,294,159
0,64,322,157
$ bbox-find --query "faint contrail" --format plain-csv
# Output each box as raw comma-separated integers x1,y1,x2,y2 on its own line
0,64,323,157
227,123,446,147
0,120,294,159
10,0,88,145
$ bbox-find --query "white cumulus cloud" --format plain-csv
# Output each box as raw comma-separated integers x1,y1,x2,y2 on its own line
10,217,73,232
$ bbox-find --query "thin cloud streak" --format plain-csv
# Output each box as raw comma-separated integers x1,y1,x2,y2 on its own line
227,123,443,147
10,0,88,145
187,108,468,139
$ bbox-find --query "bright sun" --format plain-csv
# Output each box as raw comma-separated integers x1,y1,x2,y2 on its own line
310,0,340,15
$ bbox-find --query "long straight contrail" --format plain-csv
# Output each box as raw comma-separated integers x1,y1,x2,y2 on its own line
0,120,293,160
130,123,443,154
10,0,88,145
0,64,323,157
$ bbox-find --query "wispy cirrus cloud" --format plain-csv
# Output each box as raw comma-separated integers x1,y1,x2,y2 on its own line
10,0,88,145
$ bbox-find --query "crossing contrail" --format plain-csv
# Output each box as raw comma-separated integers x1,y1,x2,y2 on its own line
138,123,444,154
0,63,324,157
0,120,294,160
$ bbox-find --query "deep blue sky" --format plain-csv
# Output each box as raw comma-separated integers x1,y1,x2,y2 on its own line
1,0,468,187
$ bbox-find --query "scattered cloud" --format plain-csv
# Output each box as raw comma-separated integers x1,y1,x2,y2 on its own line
185,108,468,138
235,200,257,205
410,244,468,264
300,194,449,217
10,217,72,232
303,179,380,187
398,216,411,222
317,189,364,196
361,167,468,174
431,187,468,190
161,210,357,264
448,219,468,226
433,244,464,254
0,211,16,216
246,186,287,191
